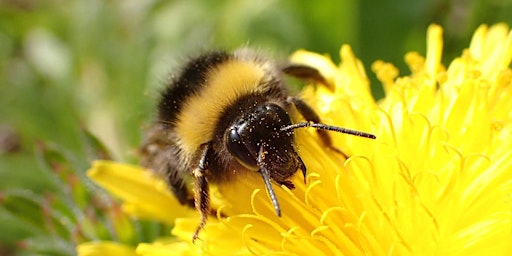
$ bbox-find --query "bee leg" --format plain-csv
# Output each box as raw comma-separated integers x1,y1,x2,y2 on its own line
298,155,307,184
167,173,195,208
287,97,348,158
279,180,295,189
276,156,305,188
282,64,333,90
192,143,212,243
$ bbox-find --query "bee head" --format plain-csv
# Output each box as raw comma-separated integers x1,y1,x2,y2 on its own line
225,103,303,181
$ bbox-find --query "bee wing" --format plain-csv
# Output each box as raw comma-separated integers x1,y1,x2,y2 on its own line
139,124,194,206
139,124,173,175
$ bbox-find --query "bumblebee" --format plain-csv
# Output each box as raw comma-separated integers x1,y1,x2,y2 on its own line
140,48,375,241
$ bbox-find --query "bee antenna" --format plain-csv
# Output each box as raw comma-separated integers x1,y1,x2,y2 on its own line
281,122,376,139
257,146,282,217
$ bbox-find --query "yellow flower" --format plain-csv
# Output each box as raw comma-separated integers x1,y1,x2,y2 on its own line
80,24,512,255
85,161,195,224
78,241,138,256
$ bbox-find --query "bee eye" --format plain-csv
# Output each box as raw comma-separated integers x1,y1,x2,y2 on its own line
226,126,258,170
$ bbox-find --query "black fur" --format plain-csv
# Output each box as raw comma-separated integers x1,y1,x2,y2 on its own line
158,51,231,124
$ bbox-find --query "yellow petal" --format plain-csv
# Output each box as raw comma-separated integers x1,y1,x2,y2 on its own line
77,241,137,256
87,160,194,223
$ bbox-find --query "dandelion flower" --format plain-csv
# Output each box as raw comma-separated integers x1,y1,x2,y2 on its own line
81,24,512,255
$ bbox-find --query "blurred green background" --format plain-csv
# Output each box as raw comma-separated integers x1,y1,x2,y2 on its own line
1,0,511,255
